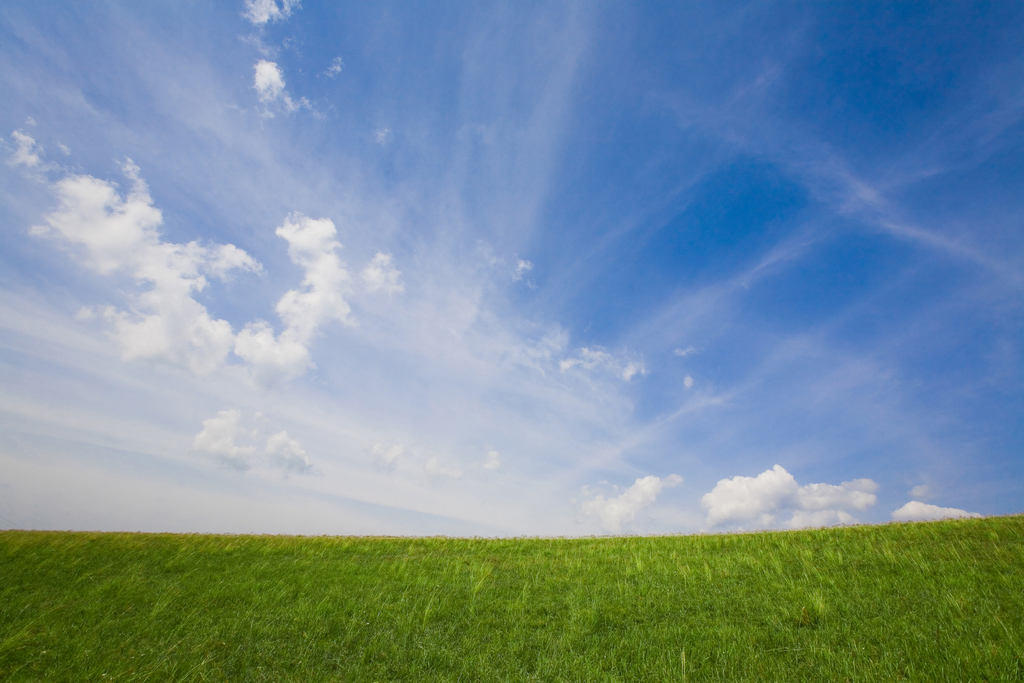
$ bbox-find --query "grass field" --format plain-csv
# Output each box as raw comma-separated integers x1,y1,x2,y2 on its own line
1,516,1022,682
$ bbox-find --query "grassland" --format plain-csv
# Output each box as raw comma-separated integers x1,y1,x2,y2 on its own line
1,516,1022,682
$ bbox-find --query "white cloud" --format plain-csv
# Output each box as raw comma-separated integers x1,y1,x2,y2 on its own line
892,501,981,522
560,346,647,382
193,411,313,474
684,375,694,388
31,166,348,382
512,259,533,282
374,127,391,144
253,60,307,115
560,346,611,372
270,213,352,334
425,456,462,479
484,450,501,470
325,57,343,78
674,346,697,357
192,409,257,470
30,162,260,375
360,252,404,294
910,484,932,500
243,0,299,25
264,430,313,474
786,509,857,528
371,442,404,468
512,330,568,375
8,130,42,167
701,464,878,529
621,361,645,382
581,474,682,534
235,214,352,382
797,478,878,511
702,464,796,528
254,60,286,103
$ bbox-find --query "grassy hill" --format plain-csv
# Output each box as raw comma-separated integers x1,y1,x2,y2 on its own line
1,515,1022,681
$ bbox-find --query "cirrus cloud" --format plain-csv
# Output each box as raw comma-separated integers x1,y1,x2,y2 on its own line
559,346,648,382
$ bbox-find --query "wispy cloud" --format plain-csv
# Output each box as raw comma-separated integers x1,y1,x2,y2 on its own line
360,252,404,295
2,1,1019,535
324,57,343,78
425,456,462,479
559,346,647,382
7,129,42,167
512,259,533,282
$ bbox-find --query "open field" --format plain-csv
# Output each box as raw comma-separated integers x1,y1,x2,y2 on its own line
1,516,1022,682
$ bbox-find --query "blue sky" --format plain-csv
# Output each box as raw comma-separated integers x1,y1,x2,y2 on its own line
1,1,1021,535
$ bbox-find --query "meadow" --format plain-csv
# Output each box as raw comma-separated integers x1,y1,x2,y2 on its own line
1,515,1022,682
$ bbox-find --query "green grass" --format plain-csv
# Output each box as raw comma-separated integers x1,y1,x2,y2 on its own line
1,516,1022,682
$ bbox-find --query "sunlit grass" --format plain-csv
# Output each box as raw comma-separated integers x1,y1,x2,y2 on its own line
2,516,1022,681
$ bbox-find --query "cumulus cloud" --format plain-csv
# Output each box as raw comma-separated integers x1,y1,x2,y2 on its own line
701,464,878,529
621,361,646,382
910,484,932,500
786,509,857,528
360,252,404,294
193,411,314,474
192,409,257,470
30,162,260,374
560,346,647,382
484,450,501,470
425,456,462,479
235,214,352,382
582,474,682,534
8,130,42,167
243,0,299,25
33,165,350,381
892,501,981,522
253,60,307,115
264,430,313,473
371,442,404,469
254,60,286,102
684,375,694,388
